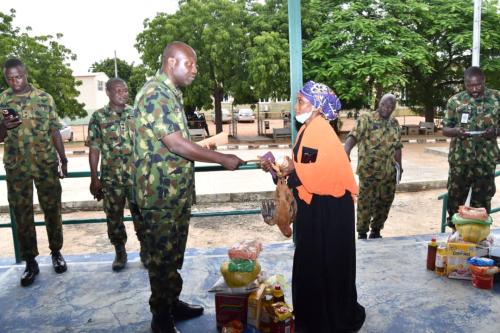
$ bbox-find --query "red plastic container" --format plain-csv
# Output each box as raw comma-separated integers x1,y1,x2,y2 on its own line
470,265,494,290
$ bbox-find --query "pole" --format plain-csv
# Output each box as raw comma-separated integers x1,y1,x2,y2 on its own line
288,0,303,144
472,0,482,66
114,50,118,77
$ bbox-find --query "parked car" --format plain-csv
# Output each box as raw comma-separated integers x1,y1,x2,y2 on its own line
59,121,74,142
211,109,232,124
237,108,255,123
221,108,232,124
186,111,209,135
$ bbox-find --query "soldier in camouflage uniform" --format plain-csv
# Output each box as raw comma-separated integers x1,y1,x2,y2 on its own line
345,94,403,239
86,78,147,271
0,58,68,287
443,66,499,229
132,42,243,333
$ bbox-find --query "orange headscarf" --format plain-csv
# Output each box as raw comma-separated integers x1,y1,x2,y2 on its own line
294,116,358,204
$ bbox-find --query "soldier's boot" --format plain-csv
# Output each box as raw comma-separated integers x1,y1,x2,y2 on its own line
20,257,40,287
151,310,180,333
139,243,150,269
51,251,67,274
369,229,382,239
357,233,367,240
172,300,204,320
112,244,127,271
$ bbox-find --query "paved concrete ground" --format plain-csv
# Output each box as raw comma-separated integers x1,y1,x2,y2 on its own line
0,231,498,333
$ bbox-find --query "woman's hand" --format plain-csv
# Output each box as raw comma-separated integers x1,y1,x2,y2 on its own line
279,156,295,176
259,157,274,173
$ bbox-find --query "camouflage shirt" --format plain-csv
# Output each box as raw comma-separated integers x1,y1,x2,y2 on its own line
0,86,61,172
86,104,134,186
348,111,403,178
132,72,193,210
443,88,499,167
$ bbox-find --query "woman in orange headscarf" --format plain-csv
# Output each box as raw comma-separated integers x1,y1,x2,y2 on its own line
261,81,365,333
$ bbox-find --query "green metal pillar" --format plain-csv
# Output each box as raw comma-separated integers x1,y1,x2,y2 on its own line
288,0,303,144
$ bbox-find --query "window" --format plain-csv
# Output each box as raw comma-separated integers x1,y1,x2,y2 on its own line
97,80,104,91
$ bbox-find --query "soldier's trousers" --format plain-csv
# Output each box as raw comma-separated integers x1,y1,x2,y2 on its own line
357,175,396,233
139,203,190,316
447,163,496,222
102,184,144,246
6,164,63,260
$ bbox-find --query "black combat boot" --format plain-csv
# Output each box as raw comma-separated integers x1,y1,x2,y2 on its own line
112,244,127,271
151,310,180,333
369,229,382,239
357,233,367,240
20,257,39,287
172,300,204,321
51,251,67,273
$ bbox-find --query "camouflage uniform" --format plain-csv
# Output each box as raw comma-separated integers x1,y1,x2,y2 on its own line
132,72,193,316
348,111,402,233
0,86,63,260
86,104,144,247
443,88,499,221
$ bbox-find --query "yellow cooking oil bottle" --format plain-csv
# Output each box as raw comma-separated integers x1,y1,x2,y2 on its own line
435,243,447,276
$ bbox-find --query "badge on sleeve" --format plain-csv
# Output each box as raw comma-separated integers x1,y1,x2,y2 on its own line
460,113,469,124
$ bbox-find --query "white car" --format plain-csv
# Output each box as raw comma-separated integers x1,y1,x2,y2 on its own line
237,108,255,123
221,109,232,123
212,109,232,124
59,121,74,142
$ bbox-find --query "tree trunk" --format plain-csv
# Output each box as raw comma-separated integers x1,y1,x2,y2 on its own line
213,86,224,134
424,105,435,123
374,83,384,109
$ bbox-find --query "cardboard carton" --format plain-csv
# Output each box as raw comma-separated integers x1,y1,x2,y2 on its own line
247,284,266,329
446,242,477,280
215,292,250,329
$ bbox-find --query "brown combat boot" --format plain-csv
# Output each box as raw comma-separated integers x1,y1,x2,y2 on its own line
112,244,127,271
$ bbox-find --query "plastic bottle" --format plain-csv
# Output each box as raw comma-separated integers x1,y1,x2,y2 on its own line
435,244,447,276
426,238,438,271
259,287,273,333
272,285,285,303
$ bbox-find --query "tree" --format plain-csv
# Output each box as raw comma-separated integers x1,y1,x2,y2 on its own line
136,0,254,133
89,57,146,103
404,0,500,121
304,0,500,120
0,9,85,119
304,0,432,110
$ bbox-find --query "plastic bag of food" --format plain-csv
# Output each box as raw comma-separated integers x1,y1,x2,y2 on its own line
221,260,262,288
228,240,263,260
458,205,488,221
228,259,256,272
221,320,244,333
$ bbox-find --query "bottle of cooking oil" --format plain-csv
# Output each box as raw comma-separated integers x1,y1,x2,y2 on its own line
272,284,285,303
435,244,447,276
259,287,273,333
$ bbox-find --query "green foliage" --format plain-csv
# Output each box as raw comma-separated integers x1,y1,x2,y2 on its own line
136,0,254,132
89,57,147,103
90,58,133,81
305,0,500,120
0,9,85,119
404,0,500,120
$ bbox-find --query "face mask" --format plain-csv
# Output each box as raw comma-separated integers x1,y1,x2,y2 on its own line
295,111,313,123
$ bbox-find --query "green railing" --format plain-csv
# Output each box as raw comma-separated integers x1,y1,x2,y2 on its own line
0,163,262,263
438,170,500,233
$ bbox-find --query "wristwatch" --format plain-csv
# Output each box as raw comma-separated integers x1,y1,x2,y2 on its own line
60,157,68,164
